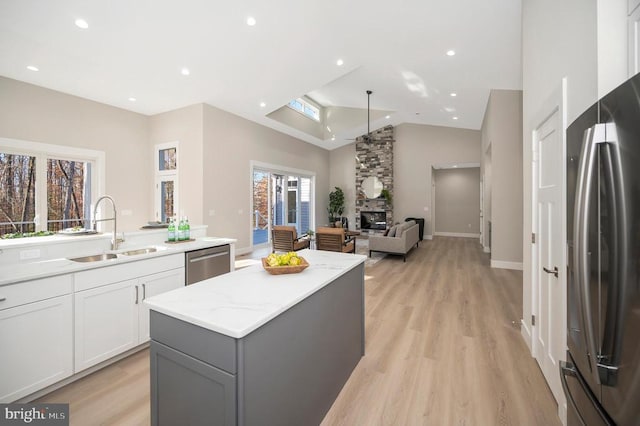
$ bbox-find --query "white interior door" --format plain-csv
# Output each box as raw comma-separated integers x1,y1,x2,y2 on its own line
533,108,565,405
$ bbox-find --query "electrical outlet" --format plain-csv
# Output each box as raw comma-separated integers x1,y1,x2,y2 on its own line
238,209,244,215
20,249,41,260
209,209,216,216
121,209,133,216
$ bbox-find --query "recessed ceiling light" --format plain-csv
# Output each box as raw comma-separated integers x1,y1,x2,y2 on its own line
75,18,89,29
181,67,190,76
259,102,266,108
450,92,457,97
128,97,136,102
385,115,390,119
453,165,458,168
446,50,456,56
336,59,344,66
26,65,39,72
246,16,256,26
452,116,459,120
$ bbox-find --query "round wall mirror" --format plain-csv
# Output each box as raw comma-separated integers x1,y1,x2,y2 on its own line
362,176,383,199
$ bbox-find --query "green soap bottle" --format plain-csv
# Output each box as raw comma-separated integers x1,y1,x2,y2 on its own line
178,217,186,241
184,216,191,240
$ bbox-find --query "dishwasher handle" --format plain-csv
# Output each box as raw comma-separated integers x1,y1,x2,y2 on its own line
189,251,229,263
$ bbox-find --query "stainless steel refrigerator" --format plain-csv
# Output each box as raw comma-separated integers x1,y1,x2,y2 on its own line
562,73,640,425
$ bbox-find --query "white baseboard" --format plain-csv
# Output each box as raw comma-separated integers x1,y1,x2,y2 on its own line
434,232,480,238
520,319,532,353
559,403,567,426
483,246,491,253
491,260,523,270
424,234,433,240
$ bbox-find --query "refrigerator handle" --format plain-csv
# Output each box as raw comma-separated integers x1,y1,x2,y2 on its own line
598,125,625,386
573,123,606,385
560,361,587,426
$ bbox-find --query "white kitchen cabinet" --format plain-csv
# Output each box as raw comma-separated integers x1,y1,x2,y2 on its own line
74,279,139,372
74,267,184,372
138,269,184,342
0,294,73,402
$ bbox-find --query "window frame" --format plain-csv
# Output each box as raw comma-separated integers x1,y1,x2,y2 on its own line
287,97,321,122
154,141,179,223
0,138,104,235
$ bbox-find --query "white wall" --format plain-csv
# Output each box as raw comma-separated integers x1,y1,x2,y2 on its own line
433,168,481,235
394,123,481,237
522,0,598,365
0,77,151,232
202,104,330,252
149,104,204,225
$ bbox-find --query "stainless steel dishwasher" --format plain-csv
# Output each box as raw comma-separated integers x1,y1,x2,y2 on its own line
185,245,231,285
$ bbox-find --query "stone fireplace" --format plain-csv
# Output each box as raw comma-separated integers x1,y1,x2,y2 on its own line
355,125,394,232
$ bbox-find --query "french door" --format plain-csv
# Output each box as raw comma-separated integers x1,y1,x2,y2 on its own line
252,166,313,248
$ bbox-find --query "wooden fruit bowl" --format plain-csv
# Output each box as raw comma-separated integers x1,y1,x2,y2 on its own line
261,257,309,275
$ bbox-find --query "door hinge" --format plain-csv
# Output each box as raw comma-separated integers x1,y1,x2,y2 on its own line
531,233,536,244
532,315,536,326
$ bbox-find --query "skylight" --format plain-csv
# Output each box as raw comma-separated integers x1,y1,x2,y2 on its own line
288,98,320,122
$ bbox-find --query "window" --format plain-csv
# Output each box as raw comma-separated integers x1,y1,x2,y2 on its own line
155,142,178,223
0,139,103,238
287,98,321,121
0,153,36,235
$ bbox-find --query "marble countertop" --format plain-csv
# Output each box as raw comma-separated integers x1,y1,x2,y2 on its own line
0,237,236,286
144,249,366,338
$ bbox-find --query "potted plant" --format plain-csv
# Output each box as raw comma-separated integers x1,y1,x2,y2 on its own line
327,186,345,224
380,188,392,205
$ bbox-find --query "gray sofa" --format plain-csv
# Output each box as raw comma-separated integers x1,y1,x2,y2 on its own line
368,220,420,262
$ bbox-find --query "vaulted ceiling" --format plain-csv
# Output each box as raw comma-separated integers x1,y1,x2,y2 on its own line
0,0,522,149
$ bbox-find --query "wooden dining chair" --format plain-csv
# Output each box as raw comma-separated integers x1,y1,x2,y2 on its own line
271,225,310,252
315,227,355,253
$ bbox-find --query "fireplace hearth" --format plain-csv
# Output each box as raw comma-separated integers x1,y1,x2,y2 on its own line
360,211,387,230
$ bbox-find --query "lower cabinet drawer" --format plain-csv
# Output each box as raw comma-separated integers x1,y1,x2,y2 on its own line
150,341,236,426
0,275,73,311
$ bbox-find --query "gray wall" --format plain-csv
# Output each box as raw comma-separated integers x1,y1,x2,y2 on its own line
433,168,480,235
0,76,151,232
329,144,356,229
394,123,481,237
481,90,523,266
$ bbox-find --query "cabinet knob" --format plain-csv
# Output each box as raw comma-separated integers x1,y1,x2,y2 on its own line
0,296,6,302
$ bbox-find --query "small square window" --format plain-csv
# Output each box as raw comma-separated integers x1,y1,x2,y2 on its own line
159,148,177,171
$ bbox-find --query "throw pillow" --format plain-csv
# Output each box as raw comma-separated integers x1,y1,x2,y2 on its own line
396,222,407,238
387,225,398,237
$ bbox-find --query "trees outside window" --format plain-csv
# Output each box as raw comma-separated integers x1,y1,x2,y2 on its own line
0,140,102,238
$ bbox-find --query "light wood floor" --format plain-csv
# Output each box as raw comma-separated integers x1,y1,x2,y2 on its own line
37,237,560,425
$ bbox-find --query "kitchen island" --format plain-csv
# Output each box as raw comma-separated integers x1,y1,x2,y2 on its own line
144,249,366,426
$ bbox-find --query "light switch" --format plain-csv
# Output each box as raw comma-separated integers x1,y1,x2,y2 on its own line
238,209,243,215
209,209,216,216
121,209,133,216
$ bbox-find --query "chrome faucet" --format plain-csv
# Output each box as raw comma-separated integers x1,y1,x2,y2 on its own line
92,195,123,250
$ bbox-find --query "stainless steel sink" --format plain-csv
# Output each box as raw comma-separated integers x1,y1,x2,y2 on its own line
119,247,158,256
69,253,118,262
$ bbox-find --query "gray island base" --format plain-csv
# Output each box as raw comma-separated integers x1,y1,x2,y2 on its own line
147,252,365,426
